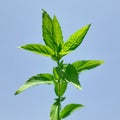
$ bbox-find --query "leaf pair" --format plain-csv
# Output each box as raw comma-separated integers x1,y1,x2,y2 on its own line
15,60,103,95
50,102,84,120
53,63,80,97
42,10,63,55
53,60,104,94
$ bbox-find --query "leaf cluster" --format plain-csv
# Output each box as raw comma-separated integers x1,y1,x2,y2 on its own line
15,10,104,120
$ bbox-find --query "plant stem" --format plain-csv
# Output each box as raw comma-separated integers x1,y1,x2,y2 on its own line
57,60,61,120
58,80,61,120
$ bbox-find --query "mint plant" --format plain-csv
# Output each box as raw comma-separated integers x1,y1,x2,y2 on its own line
15,10,103,120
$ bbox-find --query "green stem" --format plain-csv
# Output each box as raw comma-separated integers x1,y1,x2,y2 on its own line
57,60,61,120
57,81,61,119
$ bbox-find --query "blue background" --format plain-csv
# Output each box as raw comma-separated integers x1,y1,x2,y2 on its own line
0,0,120,120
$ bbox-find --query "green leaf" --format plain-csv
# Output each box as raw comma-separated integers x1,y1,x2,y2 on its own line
15,74,54,95
20,44,55,57
53,15,63,52
60,104,84,119
53,67,65,81
53,67,67,96
53,65,81,89
72,60,104,73
64,64,81,89
53,67,60,80
60,24,91,56
50,102,59,120
54,81,67,97
42,10,56,50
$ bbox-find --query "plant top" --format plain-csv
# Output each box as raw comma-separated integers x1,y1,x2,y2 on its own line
15,10,104,120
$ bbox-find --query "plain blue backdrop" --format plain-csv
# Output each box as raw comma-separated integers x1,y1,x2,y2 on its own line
0,0,120,120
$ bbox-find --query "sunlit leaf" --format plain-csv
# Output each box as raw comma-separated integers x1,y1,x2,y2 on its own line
53,67,67,96
50,102,59,120
54,81,67,97
15,74,54,95
53,67,60,80
53,67,65,80
60,24,91,56
20,44,55,57
72,60,104,73
42,10,56,50
53,15,63,52
64,64,81,89
53,64,81,89
60,104,84,119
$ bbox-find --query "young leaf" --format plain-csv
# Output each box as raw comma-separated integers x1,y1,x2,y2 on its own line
60,24,91,56
53,67,67,96
42,10,56,50
64,64,81,89
60,104,84,119
72,60,104,73
53,67,65,81
53,15,63,52
53,67,60,80
20,44,55,57
54,81,67,97
15,74,54,95
50,102,59,120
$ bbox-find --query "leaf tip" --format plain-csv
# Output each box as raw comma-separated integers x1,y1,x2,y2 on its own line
97,60,104,66
18,46,22,49
14,91,19,95
81,104,85,108
87,24,91,29
88,23,92,26
14,89,22,95
79,86,82,90
18,46,25,50
41,9,46,14
100,60,104,64
76,85,82,90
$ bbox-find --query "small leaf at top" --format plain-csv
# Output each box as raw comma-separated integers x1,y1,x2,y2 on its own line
72,60,104,73
20,44,55,57
53,15,63,52
42,10,56,51
60,103,84,119
50,102,59,120
15,73,54,95
60,24,91,56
